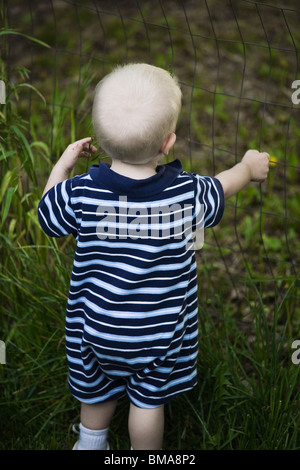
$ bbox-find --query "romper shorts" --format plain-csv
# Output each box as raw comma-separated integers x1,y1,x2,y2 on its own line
37,160,225,409
66,299,199,409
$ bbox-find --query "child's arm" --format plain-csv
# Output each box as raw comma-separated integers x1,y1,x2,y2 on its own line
42,137,97,197
215,149,270,199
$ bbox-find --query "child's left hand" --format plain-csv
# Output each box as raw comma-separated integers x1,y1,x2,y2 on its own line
59,137,97,173
42,138,98,197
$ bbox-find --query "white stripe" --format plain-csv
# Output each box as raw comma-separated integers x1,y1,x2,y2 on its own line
70,275,188,296
67,296,184,317
72,254,192,275
46,192,69,235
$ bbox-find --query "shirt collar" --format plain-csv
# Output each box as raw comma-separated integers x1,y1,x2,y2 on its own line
88,159,182,199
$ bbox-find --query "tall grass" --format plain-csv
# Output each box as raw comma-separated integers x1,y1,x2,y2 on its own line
0,23,76,449
0,16,299,450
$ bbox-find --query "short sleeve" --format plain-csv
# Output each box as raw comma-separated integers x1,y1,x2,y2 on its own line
38,179,78,237
192,174,225,229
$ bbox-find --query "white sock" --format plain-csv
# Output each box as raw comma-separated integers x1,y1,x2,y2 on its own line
77,423,109,450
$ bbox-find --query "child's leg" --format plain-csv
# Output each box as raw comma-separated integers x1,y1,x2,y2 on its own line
128,403,164,450
81,400,118,429
76,400,118,450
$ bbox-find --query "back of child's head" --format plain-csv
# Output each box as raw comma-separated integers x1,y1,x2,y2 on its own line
92,63,182,165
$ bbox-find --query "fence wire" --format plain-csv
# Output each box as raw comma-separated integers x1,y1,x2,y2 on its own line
3,0,300,312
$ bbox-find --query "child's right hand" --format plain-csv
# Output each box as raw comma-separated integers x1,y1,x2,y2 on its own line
216,149,270,199
241,149,270,183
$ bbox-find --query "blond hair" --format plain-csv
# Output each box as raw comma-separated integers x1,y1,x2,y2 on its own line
92,63,182,164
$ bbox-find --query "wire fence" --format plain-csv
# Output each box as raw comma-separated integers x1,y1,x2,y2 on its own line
3,0,300,313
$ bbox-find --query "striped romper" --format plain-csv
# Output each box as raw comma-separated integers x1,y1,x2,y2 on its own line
38,159,224,408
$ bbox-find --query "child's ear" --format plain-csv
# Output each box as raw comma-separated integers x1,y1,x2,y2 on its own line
160,133,176,156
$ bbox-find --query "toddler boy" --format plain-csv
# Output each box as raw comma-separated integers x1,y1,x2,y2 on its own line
38,63,269,450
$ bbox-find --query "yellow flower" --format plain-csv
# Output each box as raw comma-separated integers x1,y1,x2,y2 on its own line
269,155,277,166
